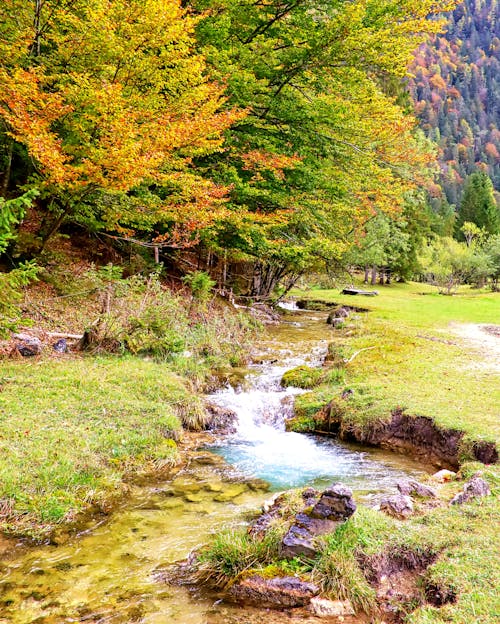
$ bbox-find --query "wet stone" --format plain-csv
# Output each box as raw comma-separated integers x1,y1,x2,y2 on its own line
202,482,224,493
190,453,227,467
213,484,247,502
309,597,355,617
184,492,205,503
170,478,203,495
227,575,319,608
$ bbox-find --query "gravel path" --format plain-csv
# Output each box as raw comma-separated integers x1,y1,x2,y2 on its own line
451,323,500,373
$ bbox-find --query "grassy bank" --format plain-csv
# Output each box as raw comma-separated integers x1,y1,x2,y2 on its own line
0,357,209,539
197,464,500,623
0,264,261,539
292,281,500,446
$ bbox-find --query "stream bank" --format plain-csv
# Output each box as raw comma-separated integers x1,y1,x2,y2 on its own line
284,298,499,469
0,306,438,623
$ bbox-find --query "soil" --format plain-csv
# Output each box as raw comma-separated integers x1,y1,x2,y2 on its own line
323,409,498,469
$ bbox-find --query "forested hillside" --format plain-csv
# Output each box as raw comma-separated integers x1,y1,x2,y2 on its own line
409,0,500,205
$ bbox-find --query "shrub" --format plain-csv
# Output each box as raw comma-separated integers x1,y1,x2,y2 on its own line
182,270,216,308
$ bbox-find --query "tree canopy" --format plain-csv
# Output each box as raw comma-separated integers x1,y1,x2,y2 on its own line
0,0,462,296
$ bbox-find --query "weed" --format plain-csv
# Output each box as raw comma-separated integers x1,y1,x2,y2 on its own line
196,528,282,588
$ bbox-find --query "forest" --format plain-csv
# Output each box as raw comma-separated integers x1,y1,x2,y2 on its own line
1,0,498,312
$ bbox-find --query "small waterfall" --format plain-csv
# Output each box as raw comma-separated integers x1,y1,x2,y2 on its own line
208,310,428,494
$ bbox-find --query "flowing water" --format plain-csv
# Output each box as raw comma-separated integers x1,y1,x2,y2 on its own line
0,308,430,624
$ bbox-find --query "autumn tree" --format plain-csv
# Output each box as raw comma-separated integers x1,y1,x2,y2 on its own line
0,0,242,251
188,0,458,297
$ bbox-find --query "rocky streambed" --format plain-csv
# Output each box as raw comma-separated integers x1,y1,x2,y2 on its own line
1,306,491,623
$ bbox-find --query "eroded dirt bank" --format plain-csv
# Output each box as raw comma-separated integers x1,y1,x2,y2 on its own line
309,405,499,470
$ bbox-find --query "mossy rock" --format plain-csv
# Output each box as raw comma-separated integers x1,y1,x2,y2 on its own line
285,414,318,433
281,366,325,389
282,365,345,391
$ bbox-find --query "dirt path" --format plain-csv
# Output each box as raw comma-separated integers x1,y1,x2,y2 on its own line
450,323,500,373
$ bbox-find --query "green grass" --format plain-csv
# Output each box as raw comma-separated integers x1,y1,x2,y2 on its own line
292,281,500,444
0,356,204,538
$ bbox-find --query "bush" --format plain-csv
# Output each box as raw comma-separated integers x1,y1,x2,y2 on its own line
182,270,216,308
420,237,493,293
75,270,257,378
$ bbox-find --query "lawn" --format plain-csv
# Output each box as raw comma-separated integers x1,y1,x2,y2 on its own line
0,356,203,538
293,281,500,444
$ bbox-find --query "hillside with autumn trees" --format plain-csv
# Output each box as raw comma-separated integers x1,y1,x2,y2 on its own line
0,0,499,316
410,0,500,206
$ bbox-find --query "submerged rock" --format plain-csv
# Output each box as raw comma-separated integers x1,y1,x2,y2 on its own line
309,597,355,617
451,476,491,505
281,483,356,558
396,479,437,498
379,494,414,519
213,483,247,502
227,575,319,608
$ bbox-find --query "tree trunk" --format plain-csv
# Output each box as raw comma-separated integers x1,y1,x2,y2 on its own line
364,266,369,284
371,265,377,285
1,140,13,196
33,0,42,56
40,208,67,251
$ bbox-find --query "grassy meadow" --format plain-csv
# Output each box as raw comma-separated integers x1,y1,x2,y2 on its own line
294,280,500,445
0,356,206,539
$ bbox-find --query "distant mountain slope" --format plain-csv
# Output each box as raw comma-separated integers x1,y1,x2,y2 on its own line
409,0,500,205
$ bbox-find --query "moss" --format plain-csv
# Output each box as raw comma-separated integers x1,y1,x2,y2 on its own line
281,366,345,390
285,414,318,433
281,366,324,389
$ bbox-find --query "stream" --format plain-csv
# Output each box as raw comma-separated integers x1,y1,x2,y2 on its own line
0,308,430,624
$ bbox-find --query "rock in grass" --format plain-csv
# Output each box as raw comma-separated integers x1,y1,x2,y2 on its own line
450,476,491,505
281,483,356,558
53,338,68,353
309,597,355,617
310,483,357,519
432,469,457,483
396,479,437,498
227,575,319,608
379,494,414,519
14,334,42,357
